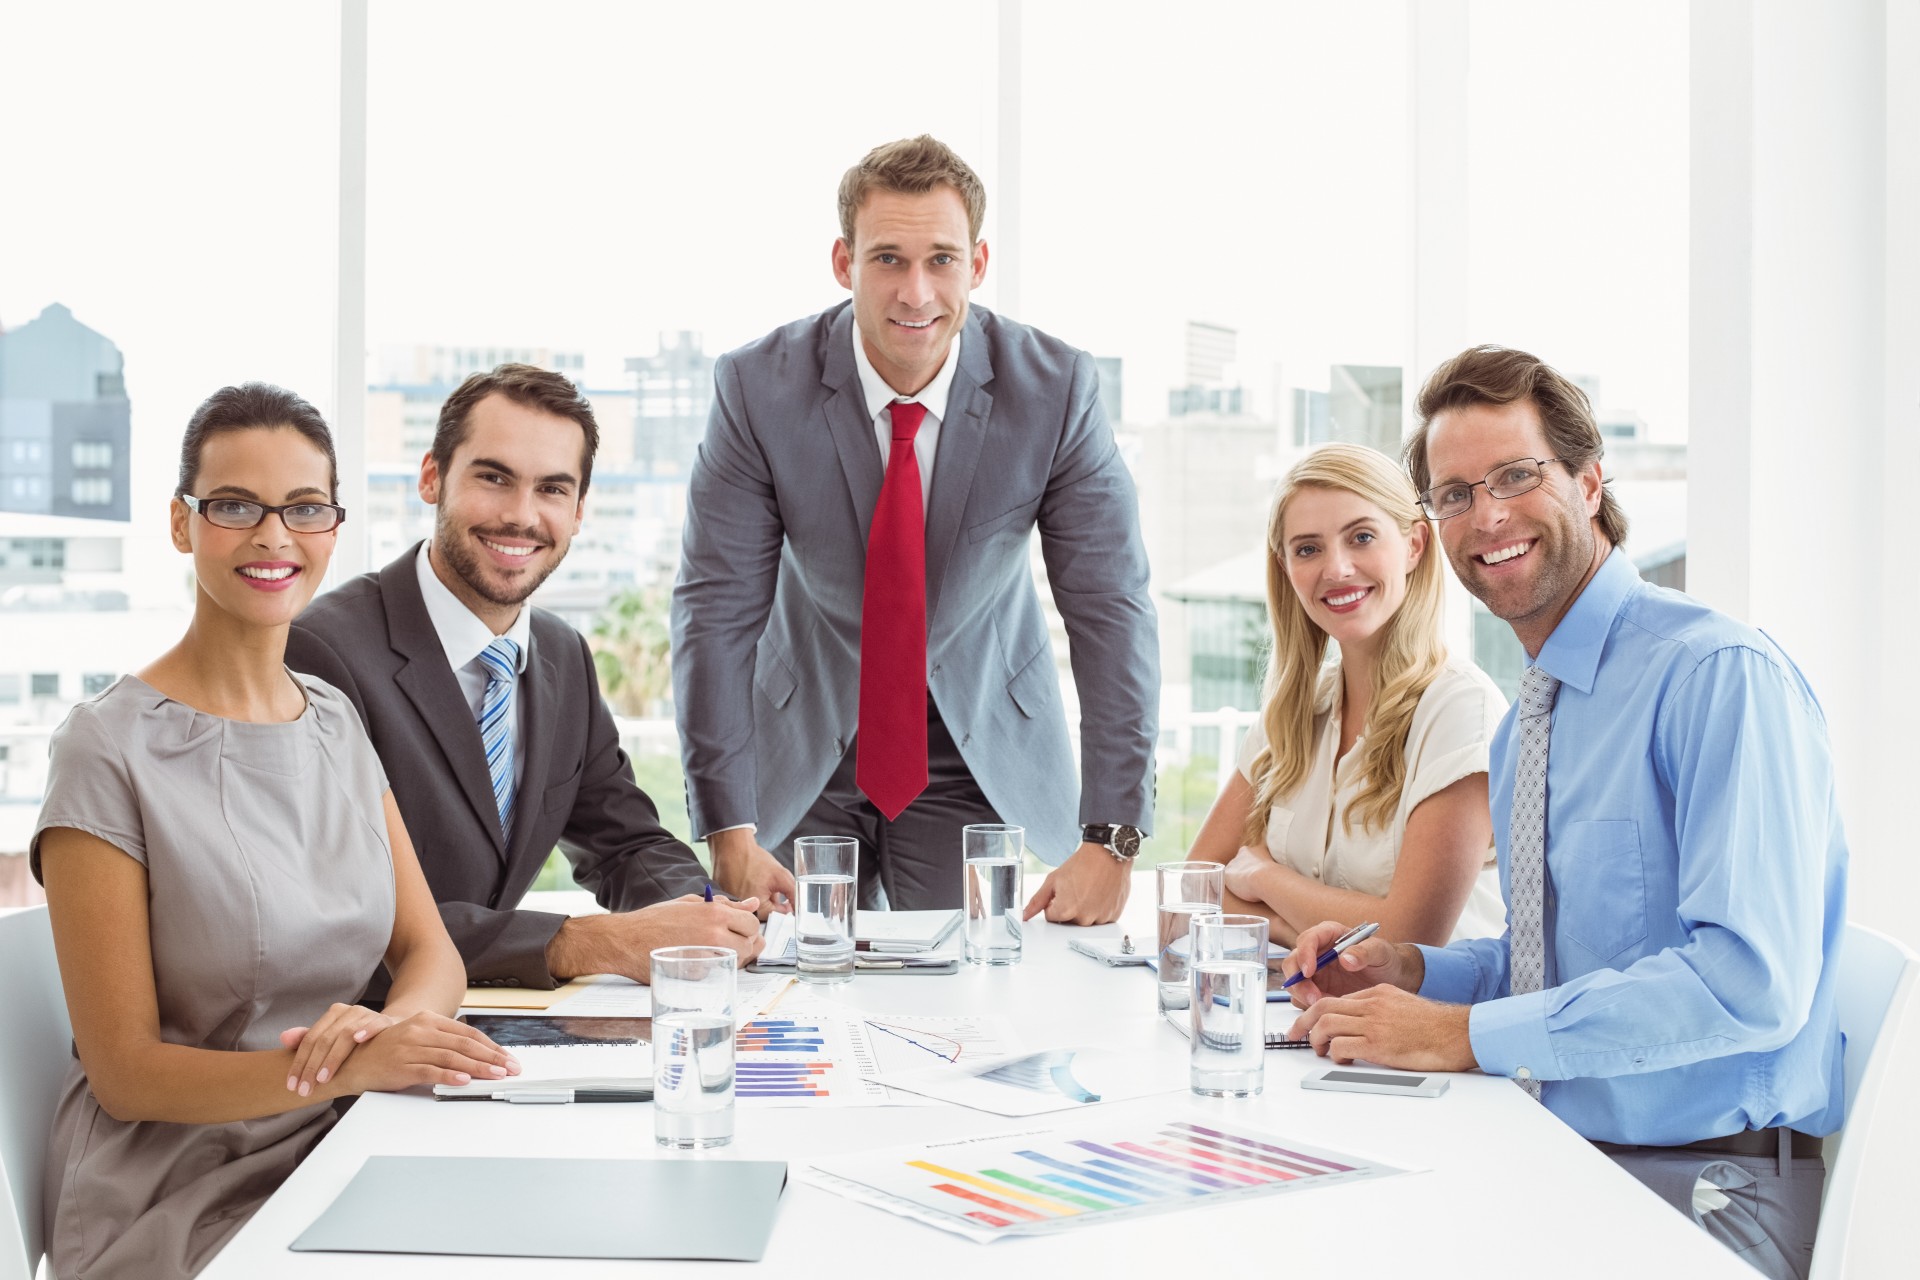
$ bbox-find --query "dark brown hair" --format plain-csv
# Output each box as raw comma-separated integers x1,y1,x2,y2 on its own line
837,135,987,246
432,363,600,494
176,383,336,499
1406,345,1629,547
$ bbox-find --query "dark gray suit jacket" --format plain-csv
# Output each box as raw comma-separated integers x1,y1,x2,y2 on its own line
287,546,709,991
672,303,1159,860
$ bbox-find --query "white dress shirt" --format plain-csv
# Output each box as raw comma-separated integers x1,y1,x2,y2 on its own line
415,542,533,794
1235,656,1509,942
851,323,962,512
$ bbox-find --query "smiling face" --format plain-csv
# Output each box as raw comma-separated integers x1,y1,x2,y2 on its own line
831,184,988,395
419,391,586,629
170,426,337,628
1279,484,1428,657
1423,397,1606,653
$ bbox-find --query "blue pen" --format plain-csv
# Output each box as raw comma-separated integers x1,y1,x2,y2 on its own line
702,882,714,902
1280,921,1380,989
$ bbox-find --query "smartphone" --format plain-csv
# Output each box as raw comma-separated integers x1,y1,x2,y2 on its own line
1300,1066,1449,1098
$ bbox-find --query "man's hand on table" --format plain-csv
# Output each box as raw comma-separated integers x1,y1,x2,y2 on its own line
1022,843,1131,925
545,895,765,983
707,827,796,918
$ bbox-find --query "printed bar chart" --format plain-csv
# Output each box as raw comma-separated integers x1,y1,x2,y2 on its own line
735,1020,827,1054
810,1114,1406,1242
735,1061,833,1098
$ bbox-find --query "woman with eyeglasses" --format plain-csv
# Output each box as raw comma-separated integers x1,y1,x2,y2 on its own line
1187,443,1509,952
30,384,518,1280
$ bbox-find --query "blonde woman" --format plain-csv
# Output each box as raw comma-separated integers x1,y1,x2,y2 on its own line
1190,443,1507,949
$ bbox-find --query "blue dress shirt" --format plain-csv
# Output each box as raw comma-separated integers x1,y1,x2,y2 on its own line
1417,549,1847,1145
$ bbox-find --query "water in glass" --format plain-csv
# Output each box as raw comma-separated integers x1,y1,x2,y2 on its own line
653,1012,735,1148
964,856,1022,965
1157,902,1218,1013
796,872,856,983
1190,959,1267,1097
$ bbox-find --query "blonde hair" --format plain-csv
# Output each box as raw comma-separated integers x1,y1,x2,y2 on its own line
1244,444,1447,844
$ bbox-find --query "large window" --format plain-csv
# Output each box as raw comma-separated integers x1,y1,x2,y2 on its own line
8,4,1900,932
0,4,335,874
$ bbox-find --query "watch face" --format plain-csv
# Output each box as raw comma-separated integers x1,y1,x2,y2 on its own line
1112,826,1143,859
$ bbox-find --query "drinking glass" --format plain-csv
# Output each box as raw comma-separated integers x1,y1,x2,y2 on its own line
962,823,1024,965
1156,861,1226,1014
1189,914,1270,1097
650,945,736,1149
793,835,858,983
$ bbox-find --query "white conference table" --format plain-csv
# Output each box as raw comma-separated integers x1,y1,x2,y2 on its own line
204,885,1751,1278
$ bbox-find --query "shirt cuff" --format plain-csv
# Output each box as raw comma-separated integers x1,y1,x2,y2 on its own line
1414,943,1485,1004
1467,991,1559,1082
704,823,758,839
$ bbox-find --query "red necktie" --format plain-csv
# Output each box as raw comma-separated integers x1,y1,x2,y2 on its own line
857,400,929,819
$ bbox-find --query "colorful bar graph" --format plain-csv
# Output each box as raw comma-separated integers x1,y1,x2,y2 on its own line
735,1019,827,1053
734,1061,833,1097
814,1116,1403,1242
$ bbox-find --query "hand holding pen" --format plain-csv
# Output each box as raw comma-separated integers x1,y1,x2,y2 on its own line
1281,920,1420,1005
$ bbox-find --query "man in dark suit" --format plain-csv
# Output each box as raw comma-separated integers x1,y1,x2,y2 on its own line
672,136,1159,922
289,364,762,991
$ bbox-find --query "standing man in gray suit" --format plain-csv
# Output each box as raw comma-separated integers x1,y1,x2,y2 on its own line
672,135,1159,923
289,364,762,992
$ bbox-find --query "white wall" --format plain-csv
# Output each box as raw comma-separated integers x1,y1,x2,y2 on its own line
1690,0,1918,950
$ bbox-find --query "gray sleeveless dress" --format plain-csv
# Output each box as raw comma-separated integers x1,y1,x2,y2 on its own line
30,673,395,1280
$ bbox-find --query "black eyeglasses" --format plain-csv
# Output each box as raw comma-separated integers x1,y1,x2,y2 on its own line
181,495,347,534
1419,458,1567,521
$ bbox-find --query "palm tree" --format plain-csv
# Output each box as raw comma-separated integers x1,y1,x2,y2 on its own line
589,584,674,718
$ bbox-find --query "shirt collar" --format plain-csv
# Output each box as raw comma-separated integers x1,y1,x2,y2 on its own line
851,322,962,426
414,541,532,676
1531,546,1640,695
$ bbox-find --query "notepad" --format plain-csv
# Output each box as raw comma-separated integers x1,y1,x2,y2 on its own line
854,909,962,951
291,1156,787,1260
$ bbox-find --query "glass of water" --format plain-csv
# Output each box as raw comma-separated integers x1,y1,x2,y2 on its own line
650,945,736,1149
962,823,1024,965
1157,861,1225,1014
1189,914,1270,1097
793,835,858,984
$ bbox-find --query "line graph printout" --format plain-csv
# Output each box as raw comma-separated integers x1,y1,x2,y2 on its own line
858,1014,1020,1074
809,1114,1410,1243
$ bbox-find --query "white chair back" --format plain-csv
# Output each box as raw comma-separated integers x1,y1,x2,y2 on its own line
0,907,71,1280
1809,920,1920,1280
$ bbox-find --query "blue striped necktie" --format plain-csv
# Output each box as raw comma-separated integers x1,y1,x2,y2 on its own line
478,637,521,839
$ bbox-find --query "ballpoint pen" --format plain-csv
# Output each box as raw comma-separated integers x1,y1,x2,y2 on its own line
703,882,714,902
1280,921,1381,989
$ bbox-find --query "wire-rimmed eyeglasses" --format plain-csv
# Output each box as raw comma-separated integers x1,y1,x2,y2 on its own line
1418,458,1567,521
180,494,347,533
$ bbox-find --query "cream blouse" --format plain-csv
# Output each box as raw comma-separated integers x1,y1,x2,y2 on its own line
1235,656,1509,941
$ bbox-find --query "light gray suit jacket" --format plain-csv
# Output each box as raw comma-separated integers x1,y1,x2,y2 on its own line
671,302,1158,861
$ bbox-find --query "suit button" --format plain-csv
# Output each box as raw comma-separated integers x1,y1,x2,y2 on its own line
506,978,521,987
833,738,844,755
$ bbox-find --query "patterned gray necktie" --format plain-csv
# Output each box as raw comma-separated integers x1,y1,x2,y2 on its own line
1509,664,1560,1100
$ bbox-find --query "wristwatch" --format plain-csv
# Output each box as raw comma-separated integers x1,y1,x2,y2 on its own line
1083,824,1145,863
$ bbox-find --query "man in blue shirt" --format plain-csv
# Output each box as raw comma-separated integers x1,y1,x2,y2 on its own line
1286,346,1846,1280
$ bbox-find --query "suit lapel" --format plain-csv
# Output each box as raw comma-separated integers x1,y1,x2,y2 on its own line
505,639,559,867
384,550,510,860
821,306,885,546
923,314,994,626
